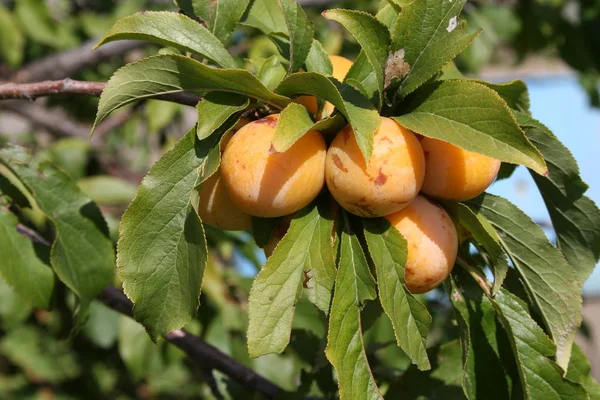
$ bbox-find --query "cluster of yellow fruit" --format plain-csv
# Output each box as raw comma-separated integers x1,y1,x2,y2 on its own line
198,56,501,294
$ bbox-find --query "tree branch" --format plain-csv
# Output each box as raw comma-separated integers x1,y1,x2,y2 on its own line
1,100,93,142
0,80,105,100
0,79,201,106
10,39,148,83
12,220,283,397
98,286,283,398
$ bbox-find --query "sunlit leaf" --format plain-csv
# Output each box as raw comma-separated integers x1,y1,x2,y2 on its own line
118,128,221,340
395,80,547,175
0,209,55,310
280,0,314,73
305,39,333,75
248,201,335,357
196,92,249,140
467,194,582,370
193,0,250,45
391,0,479,97
324,9,390,106
271,103,317,153
326,219,381,399
95,12,237,68
276,72,380,161
363,218,431,370
93,55,290,133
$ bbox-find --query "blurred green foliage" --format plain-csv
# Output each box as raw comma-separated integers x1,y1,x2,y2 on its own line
0,0,598,398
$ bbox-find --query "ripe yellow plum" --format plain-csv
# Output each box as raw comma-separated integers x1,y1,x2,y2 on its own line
325,117,425,217
295,95,319,116
221,114,327,218
420,138,502,201
385,195,458,293
197,131,252,231
198,173,253,231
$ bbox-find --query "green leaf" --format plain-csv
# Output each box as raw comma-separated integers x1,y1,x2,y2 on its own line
323,9,390,106
276,72,380,161
77,176,138,205
444,202,510,295
118,128,220,340
394,80,547,175
247,201,336,357
0,209,54,310
0,4,24,67
271,103,316,153
83,301,120,349
0,277,33,329
363,218,431,371
391,0,479,97
242,0,287,35
40,138,91,181
477,80,531,113
146,100,181,133
325,219,381,400
15,0,78,50
344,51,379,106
93,11,233,69
376,4,399,32
520,121,600,284
449,270,519,400
493,289,587,400
193,0,250,45
386,340,465,399
467,194,582,370
567,344,600,399
0,148,114,303
257,55,287,90
118,315,162,381
311,113,347,136
0,326,80,383
93,54,290,133
305,39,333,75
437,73,530,113
280,0,314,73
196,92,249,140
95,12,236,68
496,163,518,181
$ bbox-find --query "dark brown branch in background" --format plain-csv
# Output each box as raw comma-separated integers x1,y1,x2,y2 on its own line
10,39,148,83
13,223,283,397
0,79,201,106
98,286,283,398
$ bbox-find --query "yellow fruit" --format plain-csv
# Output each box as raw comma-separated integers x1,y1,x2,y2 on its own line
295,95,319,116
198,173,253,231
420,138,501,201
221,114,327,218
321,55,354,118
385,195,458,294
197,131,253,231
325,117,425,217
